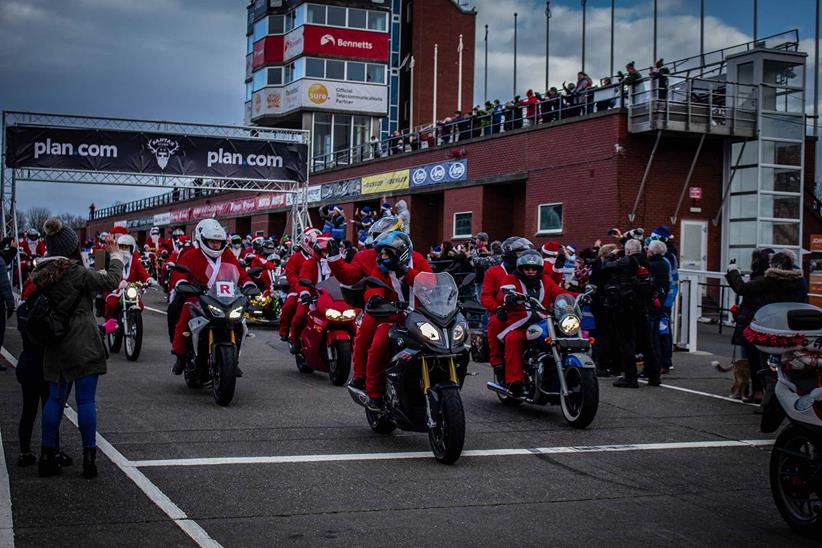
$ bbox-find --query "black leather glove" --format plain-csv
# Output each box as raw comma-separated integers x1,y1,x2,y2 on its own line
495,307,508,322
555,252,566,270
503,293,519,306
367,295,386,309
299,291,311,304
326,239,340,257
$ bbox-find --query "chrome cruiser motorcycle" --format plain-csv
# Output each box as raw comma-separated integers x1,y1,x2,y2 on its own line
486,285,599,428
107,282,146,361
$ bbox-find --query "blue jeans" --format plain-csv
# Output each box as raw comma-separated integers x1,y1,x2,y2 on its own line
659,308,673,371
42,374,99,449
474,282,488,330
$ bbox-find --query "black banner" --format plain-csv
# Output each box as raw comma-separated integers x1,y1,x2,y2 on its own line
5,126,307,183
321,177,361,200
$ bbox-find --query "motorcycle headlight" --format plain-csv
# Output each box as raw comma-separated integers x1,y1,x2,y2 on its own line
207,304,225,318
452,323,467,343
417,322,440,342
325,309,342,321
342,309,357,321
229,306,244,320
559,314,580,336
125,287,139,300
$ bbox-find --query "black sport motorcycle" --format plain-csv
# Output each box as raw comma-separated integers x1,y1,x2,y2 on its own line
347,272,480,464
174,263,260,406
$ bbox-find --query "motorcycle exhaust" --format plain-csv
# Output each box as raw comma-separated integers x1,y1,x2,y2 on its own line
486,381,516,398
347,385,370,408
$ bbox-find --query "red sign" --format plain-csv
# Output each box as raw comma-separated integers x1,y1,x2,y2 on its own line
183,193,289,222
252,35,284,69
297,25,389,62
689,186,703,200
170,209,191,223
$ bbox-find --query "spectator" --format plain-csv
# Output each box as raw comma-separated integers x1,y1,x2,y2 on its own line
521,89,539,126
542,87,560,122
650,58,670,99
369,135,381,158
88,203,96,220
645,240,671,381
491,100,504,134
171,186,180,202
395,199,410,233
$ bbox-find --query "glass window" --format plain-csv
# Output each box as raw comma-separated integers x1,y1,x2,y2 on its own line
267,67,282,86
352,115,370,159
349,8,367,29
730,166,757,193
326,60,345,80
306,58,325,78
334,115,352,164
731,141,756,166
368,11,388,31
347,62,365,82
729,193,757,219
245,82,253,102
762,141,801,166
367,64,385,84
252,69,267,92
538,203,563,233
293,4,305,28
254,19,267,42
284,62,295,84
760,167,801,193
729,221,756,246
327,6,346,26
728,247,754,271
736,62,753,85
760,114,804,140
268,15,284,35
453,212,473,239
247,35,254,55
313,113,332,163
759,221,800,246
760,194,800,220
763,60,804,88
307,4,326,24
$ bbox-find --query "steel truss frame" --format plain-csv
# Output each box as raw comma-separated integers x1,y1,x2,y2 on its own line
1,110,312,244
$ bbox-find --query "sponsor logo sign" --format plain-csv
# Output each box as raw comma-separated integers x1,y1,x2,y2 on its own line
283,25,305,61
251,79,387,119
252,35,284,69
153,212,171,226
301,25,389,61
170,209,191,223
409,160,468,188
307,83,329,105
361,169,409,195
322,178,361,200
5,126,308,182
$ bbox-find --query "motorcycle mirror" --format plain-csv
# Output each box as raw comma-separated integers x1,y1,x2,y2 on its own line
171,263,190,274
299,278,315,289
459,273,476,288
461,300,485,315
248,267,263,277
175,281,200,296
242,284,261,297
364,276,391,290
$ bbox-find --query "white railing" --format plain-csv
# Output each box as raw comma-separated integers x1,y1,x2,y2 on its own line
676,269,736,352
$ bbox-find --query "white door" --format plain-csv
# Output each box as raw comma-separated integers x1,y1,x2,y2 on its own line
680,219,707,272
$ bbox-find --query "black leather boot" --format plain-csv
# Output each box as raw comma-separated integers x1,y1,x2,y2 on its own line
38,447,62,478
82,447,98,479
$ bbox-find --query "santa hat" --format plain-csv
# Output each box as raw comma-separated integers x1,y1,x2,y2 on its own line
381,202,392,212
565,243,577,255
111,226,128,235
361,206,371,214
541,241,559,257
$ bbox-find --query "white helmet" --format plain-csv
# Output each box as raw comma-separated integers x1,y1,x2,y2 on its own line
150,226,160,236
117,234,137,254
300,227,321,253
195,218,227,259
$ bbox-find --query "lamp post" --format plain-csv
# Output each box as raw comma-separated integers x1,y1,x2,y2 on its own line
653,0,658,64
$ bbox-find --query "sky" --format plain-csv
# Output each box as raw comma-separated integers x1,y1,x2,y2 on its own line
0,0,820,217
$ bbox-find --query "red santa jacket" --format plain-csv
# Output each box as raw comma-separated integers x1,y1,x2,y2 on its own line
170,247,252,290
167,244,194,267
543,260,564,286
364,251,432,305
481,263,513,312
18,239,46,259
328,248,377,285
496,273,575,330
121,252,151,283
284,250,310,295
147,236,173,254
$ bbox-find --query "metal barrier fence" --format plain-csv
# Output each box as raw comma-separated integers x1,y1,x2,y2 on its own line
676,269,738,352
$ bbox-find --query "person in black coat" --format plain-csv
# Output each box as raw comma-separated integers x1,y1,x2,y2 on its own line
726,249,804,402
646,241,671,377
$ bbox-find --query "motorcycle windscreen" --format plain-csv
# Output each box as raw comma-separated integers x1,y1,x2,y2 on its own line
553,294,578,319
413,272,458,320
316,277,345,301
207,262,242,305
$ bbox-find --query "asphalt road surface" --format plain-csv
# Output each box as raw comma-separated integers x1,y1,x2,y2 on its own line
0,290,814,547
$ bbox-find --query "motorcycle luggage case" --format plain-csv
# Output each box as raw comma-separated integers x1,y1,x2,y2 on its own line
748,302,822,354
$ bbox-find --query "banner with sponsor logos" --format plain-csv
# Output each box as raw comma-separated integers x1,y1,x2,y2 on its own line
153,212,171,226
283,25,305,61
361,169,409,195
5,126,308,182
810,234,822,308
410,159,468,188
170,209,191,224
284,25,389,62
253,35,284,69
322,178,361,200
252,79,387,120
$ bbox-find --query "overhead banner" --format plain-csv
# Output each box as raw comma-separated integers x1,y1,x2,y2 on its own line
5,126,308,182
361,169,409,195
410,159,468,188
322,178,361,200
284,25,389,62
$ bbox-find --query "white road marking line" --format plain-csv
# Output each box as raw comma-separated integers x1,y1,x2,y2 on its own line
639,379,759,406
144,305,168,315
128,439,774,468
0,424,15,548
0,348,221,548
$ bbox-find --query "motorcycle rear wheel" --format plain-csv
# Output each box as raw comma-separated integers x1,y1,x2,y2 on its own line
428,389,466,465
212,345,238,406
328,340,352,386
295,352,314,374
366,409,396,434
770,424,822,538
124,310,143,362
560,368,599,429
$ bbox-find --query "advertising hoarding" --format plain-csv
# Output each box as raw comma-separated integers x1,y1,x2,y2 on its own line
251,79,387,120
361,169,409,195
284,25,389,62
409,160,468,188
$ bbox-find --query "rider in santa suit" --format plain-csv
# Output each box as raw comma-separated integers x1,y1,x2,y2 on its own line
278,228,319,342
168,219,255,375
325,216,403,390
19,229,46,259
103,235,154,321
147,226,173,254
289,235,333,352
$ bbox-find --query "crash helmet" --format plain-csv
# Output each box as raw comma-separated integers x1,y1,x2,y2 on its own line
194,218,227,259
502,236,533,263
251,236,264,253
375,230,413,267
267,253,282,266
516,249,544,280
261,239,276,256
230,234,243,248
117,234,137,254
300,228,321,253
365,215,403,247
172,227,185,238
26,228,40,240
150,226,160,237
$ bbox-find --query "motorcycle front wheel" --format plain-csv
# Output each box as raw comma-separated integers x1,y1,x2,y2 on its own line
428,389,466,465
770,424,822,538
124,309,143,362
328,340,352,386
560,367,599,429
212,345,238,406
107,324,123,354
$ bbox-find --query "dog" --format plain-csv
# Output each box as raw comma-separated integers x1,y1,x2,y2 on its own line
712,358,751,399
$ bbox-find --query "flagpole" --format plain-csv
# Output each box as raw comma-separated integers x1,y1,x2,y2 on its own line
581,0,587,73
513,12,518,97
815,0,820,138
609,0,614,76
753,0,758,42
409,56,415,131
457,34,464,112
653,0,657,63
700,0,705,74
484,25,489,102
433,44,438,125
545,2,551,90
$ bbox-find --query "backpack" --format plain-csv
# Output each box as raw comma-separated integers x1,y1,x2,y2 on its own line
24,288,83,347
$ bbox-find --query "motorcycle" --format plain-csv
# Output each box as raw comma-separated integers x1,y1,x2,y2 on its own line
294,277,359,385
486,285,599,429
347,271,474,464
749,302,822,538
106,281,146,361
245,269,284,327
173,263,260,406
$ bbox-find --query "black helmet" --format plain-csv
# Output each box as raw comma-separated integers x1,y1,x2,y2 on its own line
375,230,412,265
502,236,533,262
516,249,544,279
261,239,276,256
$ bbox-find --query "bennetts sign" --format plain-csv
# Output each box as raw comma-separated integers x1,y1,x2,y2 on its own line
5,126,308,182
